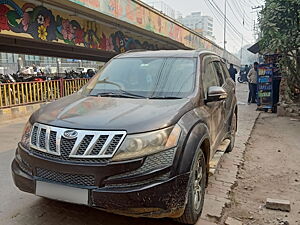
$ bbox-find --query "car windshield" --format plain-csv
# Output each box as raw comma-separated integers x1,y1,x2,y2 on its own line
83,57,197,99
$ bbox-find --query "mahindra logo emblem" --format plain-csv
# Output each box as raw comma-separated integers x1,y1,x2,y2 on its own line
63,130,78,139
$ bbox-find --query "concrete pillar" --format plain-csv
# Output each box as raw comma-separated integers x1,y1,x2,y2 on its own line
56,58,61,76
17,57,23,72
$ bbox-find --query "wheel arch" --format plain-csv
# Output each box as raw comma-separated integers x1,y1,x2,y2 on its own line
174,122,211,176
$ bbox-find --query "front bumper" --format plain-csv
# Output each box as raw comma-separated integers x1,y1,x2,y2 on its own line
11,144,190,218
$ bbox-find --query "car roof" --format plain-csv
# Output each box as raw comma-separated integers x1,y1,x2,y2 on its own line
115,49,218,59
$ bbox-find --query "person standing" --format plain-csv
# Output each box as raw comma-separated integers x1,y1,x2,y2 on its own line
244,64,250,81
228,64,238,82
247,62,258,104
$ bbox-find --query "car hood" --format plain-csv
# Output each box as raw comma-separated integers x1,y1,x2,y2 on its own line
31,93,194,134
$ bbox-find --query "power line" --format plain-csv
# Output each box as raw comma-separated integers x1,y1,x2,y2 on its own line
227,1,252,29
205,0,254,50
203,0,243,47
210,0,253,44
209,0,242,37
232,0,253,22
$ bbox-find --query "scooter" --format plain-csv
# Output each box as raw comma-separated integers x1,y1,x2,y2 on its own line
237,71,248,83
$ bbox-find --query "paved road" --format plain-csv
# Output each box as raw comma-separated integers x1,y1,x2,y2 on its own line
0,83,257,225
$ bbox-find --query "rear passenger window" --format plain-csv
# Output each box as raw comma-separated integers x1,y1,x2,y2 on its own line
212,61,225,86
220,62,231,79
202,57,219,98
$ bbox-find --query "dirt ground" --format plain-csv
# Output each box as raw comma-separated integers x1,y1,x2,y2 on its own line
224,114,300,225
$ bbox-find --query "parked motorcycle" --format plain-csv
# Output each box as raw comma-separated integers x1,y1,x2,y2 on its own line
237,70,248,83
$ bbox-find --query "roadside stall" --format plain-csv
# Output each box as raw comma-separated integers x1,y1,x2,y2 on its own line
247,43,282,113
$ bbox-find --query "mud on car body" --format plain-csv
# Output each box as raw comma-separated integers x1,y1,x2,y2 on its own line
12,50,237,224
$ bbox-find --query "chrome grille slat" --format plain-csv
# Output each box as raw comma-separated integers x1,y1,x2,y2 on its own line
45,127,51,152
82,134,102,156
56,128,63,156
90,135,109,155
29,123,126,160
105,134,123,155
97,134,115,156
69,133,86,156
36,126,42,149
76,135,94,155
60,137,77,159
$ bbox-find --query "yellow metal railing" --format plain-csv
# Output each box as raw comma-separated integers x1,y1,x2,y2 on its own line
64,79,89,96
0,79,89,109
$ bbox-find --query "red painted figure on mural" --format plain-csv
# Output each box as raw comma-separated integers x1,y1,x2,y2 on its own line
0,5,10,31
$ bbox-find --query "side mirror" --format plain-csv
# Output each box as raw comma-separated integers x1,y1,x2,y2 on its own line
206,86,228,103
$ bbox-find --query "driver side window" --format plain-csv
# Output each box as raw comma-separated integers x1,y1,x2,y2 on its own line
202,56,219,98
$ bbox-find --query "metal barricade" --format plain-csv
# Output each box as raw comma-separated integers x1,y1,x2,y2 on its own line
0,79,89,109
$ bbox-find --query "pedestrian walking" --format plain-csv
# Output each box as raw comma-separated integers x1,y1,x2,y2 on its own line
228,64,238,82
247,62,258,104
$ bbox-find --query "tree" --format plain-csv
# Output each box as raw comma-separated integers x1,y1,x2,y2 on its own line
259,0,300,101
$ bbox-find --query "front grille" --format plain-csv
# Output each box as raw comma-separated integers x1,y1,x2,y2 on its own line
29,123,126,163
49,131,57,152
31,126,38,145
90,135,109,155
60,137,77,160
105,135,123,155
36,167,95,186
77,135,94,155
39,128,46,149
108,148,176,180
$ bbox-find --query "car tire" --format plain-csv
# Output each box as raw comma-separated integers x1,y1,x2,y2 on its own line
226,112,237,153
175,149,206,224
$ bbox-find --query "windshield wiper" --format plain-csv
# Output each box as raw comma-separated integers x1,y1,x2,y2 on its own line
93,79,146,99
95,91,146,99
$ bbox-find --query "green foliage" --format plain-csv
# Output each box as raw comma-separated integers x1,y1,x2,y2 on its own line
259,0,300,100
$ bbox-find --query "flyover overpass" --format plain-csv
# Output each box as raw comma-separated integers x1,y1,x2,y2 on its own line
0,0,240,65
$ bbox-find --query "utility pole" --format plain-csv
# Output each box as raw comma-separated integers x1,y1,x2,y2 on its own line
253,19,258,41
240,13,245,64
223,0,227,60
240,35,244,63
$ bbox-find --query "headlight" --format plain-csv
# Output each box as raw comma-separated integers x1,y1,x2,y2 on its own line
112,125,181,161
20,121,32,149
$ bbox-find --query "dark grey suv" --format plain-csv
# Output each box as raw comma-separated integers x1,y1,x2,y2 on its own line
12,50,237,224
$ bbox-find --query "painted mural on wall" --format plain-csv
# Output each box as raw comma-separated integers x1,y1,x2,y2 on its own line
0,0,239,64
69,0,240,64
67,0,212,50
0,0,159,54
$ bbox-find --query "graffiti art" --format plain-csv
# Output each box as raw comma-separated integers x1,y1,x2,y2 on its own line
0,0,159,53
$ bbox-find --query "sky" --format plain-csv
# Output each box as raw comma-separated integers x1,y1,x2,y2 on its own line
142,0,265,54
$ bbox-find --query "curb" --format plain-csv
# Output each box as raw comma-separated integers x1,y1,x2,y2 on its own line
0,103,45,123
199,111,261,224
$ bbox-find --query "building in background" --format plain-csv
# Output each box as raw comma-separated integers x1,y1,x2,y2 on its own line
177,12,215,41
145,0,176,19
142,1,215,41
0,52,102,75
